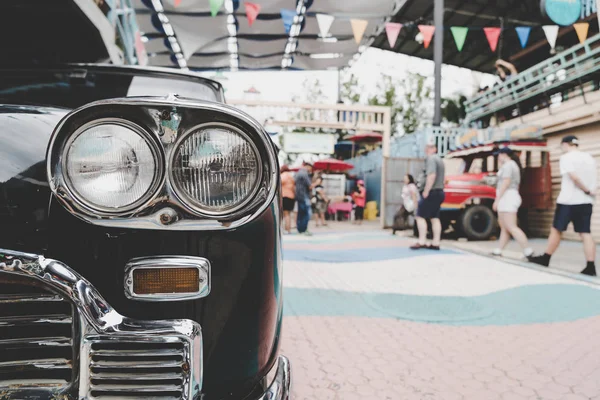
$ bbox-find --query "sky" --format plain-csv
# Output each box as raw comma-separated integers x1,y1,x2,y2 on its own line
198,48,497,104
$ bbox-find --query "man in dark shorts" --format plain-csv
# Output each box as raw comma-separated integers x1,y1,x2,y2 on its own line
411,140,445,250
528,136,597,275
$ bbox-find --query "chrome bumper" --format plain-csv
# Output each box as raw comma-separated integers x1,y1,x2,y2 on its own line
258,356,291,400
0,248,202,399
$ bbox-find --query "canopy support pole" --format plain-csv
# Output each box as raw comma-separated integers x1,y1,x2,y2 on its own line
433,0,444,126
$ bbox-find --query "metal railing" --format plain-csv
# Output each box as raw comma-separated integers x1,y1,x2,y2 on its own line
103,0,144,65
465,33,600,123
227,99,391,134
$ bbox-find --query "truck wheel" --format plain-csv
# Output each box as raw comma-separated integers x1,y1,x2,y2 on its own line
460,205,496,241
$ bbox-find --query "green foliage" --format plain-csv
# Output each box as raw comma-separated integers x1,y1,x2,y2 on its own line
441,95,467,125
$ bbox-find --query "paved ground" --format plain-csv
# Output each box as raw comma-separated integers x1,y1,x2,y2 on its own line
280,221,600,399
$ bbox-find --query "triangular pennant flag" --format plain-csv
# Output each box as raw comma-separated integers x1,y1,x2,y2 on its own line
281,9,296,34
174,0,181,6
450,26,468,51
350,19,369,44
209,0,224,17
574,22,589,44
245,2,260,26
542,25,559,50
385,22,402,48
515,27,531,48
316,14,335,38
417,25,435,49
483,27,502,52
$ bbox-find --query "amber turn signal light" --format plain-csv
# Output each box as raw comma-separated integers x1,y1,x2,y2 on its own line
133,267,200,295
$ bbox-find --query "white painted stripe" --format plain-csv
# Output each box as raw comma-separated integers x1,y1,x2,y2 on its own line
283,253,596,296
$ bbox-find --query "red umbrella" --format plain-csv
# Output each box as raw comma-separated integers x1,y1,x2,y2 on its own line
345,132,383,142
313,158,354,171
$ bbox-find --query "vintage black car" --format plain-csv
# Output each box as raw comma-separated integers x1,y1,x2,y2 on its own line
0,65,289,399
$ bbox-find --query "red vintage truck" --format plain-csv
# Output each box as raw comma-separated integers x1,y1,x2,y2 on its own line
438,126,553,240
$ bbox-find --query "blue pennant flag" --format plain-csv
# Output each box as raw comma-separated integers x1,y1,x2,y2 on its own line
515,26,531,48
281,9,297,34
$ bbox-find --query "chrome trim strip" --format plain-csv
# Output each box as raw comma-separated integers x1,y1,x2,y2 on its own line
124,256,211,302
257,356,291,400
0,248,202,399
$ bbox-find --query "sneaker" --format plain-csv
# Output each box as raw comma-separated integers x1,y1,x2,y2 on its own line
523,248,534,257
581,265,597,277
491,248,502,256
409,243,426,250
527,253,550,267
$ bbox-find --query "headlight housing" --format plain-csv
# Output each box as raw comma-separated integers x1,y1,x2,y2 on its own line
170,123,261,216
47,96,278,230
63,119,162,213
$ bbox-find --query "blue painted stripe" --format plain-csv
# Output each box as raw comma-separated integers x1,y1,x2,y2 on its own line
284,284,600,325
283,246,458,263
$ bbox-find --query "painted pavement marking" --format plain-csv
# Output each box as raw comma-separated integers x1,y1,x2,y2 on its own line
281,228,600,399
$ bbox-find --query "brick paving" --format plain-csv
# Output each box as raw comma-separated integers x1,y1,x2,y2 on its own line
280,222,600,399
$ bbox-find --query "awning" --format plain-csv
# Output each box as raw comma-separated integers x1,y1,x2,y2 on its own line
370,0,599,74
133,0,401,70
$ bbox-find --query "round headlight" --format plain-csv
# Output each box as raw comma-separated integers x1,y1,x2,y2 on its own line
171,124,261,215
63,121,160,212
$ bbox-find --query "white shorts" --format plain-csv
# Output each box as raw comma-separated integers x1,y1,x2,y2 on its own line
497,189,522,213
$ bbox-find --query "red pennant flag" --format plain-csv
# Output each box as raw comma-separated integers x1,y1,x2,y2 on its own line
385,22,402,48
174,0,181,6
245,2,261,27
483,27,502,52
418,25,435,49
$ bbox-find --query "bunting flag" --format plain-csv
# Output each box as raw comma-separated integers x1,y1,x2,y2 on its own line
573,22,589,44
280,9,296,34
174,0,181,6
450,26,468,51
483,27,502,52
209,0,224,16
244,2,260,26
543,25,559,50
417,25,435,49
385,22,402,48
316,14,335,38
350,19,369,45
515,26,531,48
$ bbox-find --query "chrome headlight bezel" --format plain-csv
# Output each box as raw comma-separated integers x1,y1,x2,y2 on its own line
57,117,166,216
47,95,279,230
168,122,264,218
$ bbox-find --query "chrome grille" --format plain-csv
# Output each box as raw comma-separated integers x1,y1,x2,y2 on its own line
0,278,73,387
88,339,188,399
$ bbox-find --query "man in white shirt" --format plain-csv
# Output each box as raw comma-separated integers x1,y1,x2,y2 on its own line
529,135,597,276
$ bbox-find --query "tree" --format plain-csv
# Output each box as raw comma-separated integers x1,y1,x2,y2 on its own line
340,71,433,135
441,94,467,126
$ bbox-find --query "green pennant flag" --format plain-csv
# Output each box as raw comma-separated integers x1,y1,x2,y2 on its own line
450,26,469,51
210,0,224,16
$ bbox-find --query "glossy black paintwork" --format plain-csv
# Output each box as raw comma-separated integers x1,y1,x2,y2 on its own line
0,105,283,399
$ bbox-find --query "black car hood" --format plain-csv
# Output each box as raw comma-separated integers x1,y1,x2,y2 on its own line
0,104,68,184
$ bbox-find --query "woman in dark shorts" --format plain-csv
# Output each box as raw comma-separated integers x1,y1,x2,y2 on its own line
280,165,296,234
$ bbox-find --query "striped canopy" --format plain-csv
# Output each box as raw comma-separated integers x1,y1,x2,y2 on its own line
133,0,401,71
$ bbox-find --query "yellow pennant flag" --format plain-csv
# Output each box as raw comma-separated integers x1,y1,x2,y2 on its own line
573,22,589,45
350,19,369,44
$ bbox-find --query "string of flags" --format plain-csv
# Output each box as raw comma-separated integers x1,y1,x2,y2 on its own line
383,21,593,52
172,1,594,51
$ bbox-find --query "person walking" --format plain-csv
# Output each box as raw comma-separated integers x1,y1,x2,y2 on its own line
313,175,329,227
295,162,314,236
491,148,533,257
411,140,445,250
528,135,598,275
280,165,296,234
352,180,366,225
